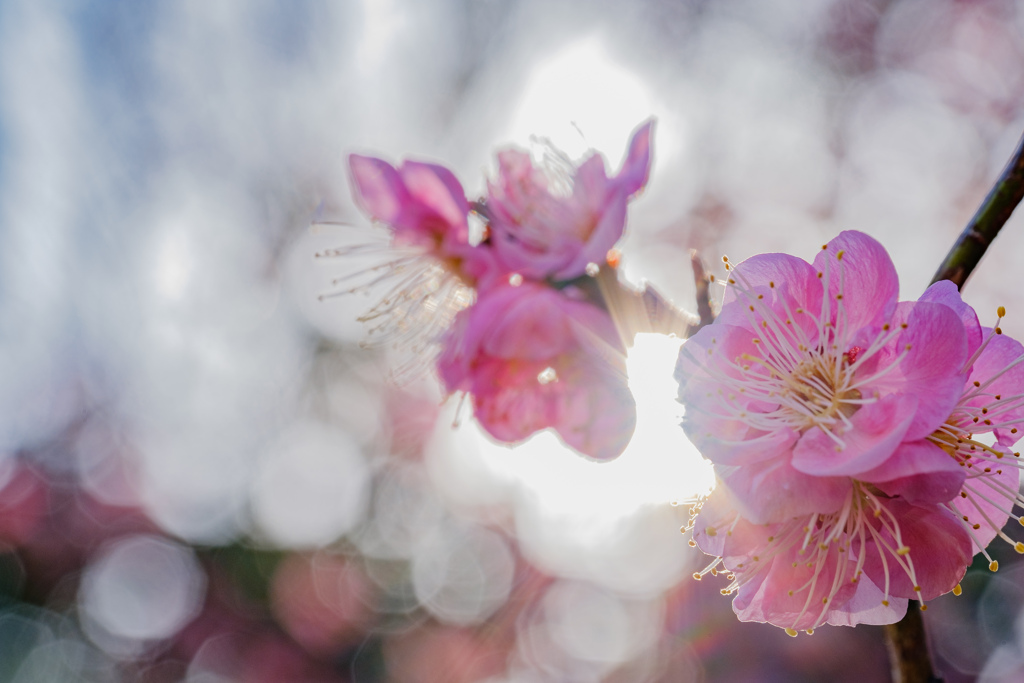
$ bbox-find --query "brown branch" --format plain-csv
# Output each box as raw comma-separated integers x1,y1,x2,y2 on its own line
685,249,716,336
884,604,943,683
931,130,1024,289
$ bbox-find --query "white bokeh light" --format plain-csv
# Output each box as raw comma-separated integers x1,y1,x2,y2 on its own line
412,526,515,626
251,420,371,548
508,37,658,163
78,535,206,644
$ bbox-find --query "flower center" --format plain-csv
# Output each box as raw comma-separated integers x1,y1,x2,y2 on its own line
784,353,863,427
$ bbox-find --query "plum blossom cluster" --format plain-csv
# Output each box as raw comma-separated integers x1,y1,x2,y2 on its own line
340,121,654,460
675,231,1024,634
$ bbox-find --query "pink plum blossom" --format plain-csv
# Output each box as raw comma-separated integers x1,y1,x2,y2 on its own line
438,280,635,461
674,230,1024,631
676,231,971,522
688,479,971,634
348,154,495,285
483,120,653,282
344,124,654,457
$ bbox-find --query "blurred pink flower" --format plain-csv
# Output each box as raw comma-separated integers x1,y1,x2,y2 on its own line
438,280,635,460
484,119,653,281
385,625,509,683
348,154,496,285
270,553,375,655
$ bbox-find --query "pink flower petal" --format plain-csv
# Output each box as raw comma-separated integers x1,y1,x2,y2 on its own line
349,154,473,256
470,357,558,443
612,119,654,197
953,458,1019,552
438,281,634,460
691,486,775,566
716,251,824,338
965,330,1024,444
551,195,625,281
718,458,851,525
824,578,908,627
481,284,580,361
864,300,967,440
919,280,983,357
732,544,859,632
486,121,652,281
349,154,407,226
555,359,636,460
791,393,918,477
399,161,470,232
859,499,970,601
812,231,898,332
860,440,966,504
678,324,801,466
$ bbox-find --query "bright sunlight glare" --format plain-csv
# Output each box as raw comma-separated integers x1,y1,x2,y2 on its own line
507,37,657,162
447,334,713,526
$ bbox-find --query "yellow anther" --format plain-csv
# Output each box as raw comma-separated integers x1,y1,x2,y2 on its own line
998,306,1006,318
693,573,701,580
785,628,798,637
837,250,845,260
990,560,1000,572
706,527,717,537
913,585,921,592
953,584,962,596
882,600,889,607
1015,542,1024,554
896,547,910,556
920,605,928,611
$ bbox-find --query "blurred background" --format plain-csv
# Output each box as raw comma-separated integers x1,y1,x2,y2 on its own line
2,0,1024,681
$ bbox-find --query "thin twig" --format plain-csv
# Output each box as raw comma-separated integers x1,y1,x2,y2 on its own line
685,249,716,336
884,604,942,683
930,130,1024,289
